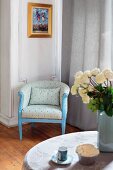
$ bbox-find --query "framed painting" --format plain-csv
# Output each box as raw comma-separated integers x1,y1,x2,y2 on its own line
28,3,52,38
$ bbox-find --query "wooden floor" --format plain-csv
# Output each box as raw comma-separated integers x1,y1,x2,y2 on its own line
0,123,80,170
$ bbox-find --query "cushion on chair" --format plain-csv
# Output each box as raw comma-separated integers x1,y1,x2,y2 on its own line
22,105,62,119
29,87,60,106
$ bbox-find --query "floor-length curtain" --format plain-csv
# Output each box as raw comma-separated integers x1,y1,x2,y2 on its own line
62,0,113,130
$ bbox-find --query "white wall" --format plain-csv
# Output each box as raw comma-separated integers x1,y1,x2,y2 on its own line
19,0,55,82
0,0,62,126
0,0,1,113
0,0,11,118
12,0,56,119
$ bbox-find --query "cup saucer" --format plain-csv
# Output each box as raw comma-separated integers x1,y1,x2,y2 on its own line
51,153,73,165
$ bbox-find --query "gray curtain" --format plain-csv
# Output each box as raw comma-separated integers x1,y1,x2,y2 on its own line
62,0,113,130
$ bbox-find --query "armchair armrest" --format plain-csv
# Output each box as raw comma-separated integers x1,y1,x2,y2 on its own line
60,84,70,119
62,93,69,120
60,84,70,107
18,85,31,113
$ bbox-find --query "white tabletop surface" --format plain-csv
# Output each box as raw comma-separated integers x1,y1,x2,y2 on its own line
22,131,113,170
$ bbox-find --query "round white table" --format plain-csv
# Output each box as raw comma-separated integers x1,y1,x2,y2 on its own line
23,131,113,170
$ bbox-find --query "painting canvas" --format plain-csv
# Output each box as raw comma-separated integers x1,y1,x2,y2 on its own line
28,3,52,38
33,8,48,32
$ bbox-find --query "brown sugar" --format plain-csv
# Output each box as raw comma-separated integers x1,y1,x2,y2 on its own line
76,144,99,157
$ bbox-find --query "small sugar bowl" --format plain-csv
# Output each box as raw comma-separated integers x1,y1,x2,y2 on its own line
76,144,99,165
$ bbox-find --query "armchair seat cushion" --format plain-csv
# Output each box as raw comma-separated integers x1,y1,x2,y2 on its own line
22,105,62,120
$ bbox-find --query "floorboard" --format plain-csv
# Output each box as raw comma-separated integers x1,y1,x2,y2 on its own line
0,123,80,170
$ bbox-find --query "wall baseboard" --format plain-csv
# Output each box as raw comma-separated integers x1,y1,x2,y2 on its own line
0,113,18,127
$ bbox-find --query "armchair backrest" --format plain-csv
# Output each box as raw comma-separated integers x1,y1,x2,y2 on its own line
19,81,70,109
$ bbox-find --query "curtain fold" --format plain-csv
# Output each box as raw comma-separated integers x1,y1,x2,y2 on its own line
62,0,113,130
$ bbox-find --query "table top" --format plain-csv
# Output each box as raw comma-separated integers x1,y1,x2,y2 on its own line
23,131,113,170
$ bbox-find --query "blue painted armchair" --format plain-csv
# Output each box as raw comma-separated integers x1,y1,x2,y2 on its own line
18,81,70,140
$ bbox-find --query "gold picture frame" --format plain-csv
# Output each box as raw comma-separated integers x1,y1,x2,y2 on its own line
28,3,52,38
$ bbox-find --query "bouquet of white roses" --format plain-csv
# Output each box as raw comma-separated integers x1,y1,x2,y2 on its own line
71,68,113,117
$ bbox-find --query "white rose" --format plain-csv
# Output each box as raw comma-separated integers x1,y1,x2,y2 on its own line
74,81,80,88
74,71,83,79
80,74,90,84
91,68,100,76
71,85,78,95
82,95,90,104
88,85,94,92
79,88,87,97
84,70,92,77
74,78,81,87
82,83,89,88
105,71,113,81
102,69,113,81
102,68,111,75
95,73,106,84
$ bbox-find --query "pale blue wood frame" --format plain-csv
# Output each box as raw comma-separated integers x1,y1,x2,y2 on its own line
18,91,68,140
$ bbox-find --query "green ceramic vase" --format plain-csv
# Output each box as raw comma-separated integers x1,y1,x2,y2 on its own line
98,110,113,152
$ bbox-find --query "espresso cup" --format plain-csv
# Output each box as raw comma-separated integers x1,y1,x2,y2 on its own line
57,146,67,161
